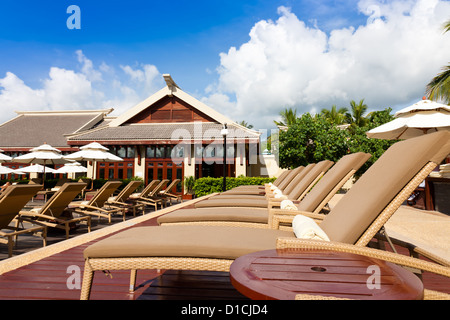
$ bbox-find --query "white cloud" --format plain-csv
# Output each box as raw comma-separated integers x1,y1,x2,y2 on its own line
0,51,163,123
204,0,450,129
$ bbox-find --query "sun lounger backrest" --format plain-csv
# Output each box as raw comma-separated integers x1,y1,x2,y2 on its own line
272,170,291,187
287,160,334,201
88,181,122,208
139,180,160,197
0,185,42,228
114,181,142,202
277,166,303,191
38,182,86,219
298,152,371,213
321,131,450,245
161,179,180,195
149,179,169,197
282,165,312,196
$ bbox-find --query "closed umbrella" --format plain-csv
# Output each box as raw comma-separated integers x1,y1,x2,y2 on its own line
367,99,450,140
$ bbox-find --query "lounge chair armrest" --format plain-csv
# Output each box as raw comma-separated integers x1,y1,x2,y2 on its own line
269,208,325,220
269,214,295,229
275,238,450,277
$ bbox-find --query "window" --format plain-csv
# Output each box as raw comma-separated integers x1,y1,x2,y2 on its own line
146,146,155,158
155,146,165,158
117,146,126,158
127,146,135,158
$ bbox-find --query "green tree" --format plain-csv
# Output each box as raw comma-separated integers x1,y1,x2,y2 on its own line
274,107,298,127
426,19,450,104
278,113,349,168
237,120,254,129
320,105,349,125
278,108,396,176
346,99,369,129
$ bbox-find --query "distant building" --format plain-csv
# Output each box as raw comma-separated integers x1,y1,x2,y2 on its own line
0,75,273,193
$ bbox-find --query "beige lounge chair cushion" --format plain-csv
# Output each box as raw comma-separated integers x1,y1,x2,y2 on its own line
84,225,294,260
321,131,450,244
157,208,269,224
195,198,268,208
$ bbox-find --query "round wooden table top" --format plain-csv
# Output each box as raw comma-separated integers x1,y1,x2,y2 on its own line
230,249,424,300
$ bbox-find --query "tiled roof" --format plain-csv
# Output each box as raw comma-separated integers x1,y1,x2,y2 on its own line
0,112,107,149
68,122,260,143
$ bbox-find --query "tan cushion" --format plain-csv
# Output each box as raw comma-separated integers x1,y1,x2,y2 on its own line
83,226,294,260
157,208,269,224
195,198,268,208
320,131,450,244
298,152,370,212
287,160,334,200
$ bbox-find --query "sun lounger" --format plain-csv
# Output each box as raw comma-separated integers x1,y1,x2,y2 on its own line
158,179,180,204
133,179,169,211
194,160,333,208
159,179,182,204
105,180,144,216
18,182,89,239
157,152,371,228
80,131,450,300
0,185,47,257
222,167,301,195
70,181,124,223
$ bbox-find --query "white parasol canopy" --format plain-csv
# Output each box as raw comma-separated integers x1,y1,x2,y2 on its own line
13,143,69,165
366,99,450,140
13,164,56,174
63,142,123,179
63,142,123,162
54,161,88,174
0,165,16,175
0,149,12,163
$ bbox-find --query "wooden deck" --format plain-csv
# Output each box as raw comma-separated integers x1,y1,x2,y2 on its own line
0,199,448,301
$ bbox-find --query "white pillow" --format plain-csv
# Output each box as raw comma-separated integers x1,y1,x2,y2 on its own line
280,199,298,210
292,215,330,241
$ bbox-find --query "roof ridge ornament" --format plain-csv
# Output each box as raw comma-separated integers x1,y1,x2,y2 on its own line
163,74,180,96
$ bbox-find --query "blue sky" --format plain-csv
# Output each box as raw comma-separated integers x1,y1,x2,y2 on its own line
0,0,449,129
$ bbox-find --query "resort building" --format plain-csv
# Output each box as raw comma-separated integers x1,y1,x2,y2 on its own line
0,75,277,193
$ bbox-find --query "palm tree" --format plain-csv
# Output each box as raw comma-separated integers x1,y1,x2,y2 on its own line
346,99,369,128
274,107,297,127
320,105,348,125
237,120,253,129
426,19,450,104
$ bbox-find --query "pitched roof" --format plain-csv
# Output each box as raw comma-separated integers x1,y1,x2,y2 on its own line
67,122,260,144
0,109,112,149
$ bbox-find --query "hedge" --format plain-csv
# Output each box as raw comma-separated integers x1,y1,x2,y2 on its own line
192,176,276,197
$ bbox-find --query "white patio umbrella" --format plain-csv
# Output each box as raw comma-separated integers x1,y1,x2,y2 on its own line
0,149,12,163
63,142,123,180
0,165,15,175
14,164,57,174
13,143,68,183
54,161,88,174
367,99,450,140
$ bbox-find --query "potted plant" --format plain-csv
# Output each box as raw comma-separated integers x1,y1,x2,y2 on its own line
183,176,195,200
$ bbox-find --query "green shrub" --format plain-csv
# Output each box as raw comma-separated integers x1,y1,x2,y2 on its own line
193,176,276,197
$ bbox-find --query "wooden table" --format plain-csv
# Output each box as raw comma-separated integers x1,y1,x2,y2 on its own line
230,249,424,300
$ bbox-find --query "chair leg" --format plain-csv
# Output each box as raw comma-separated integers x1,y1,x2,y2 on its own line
80,260,95,300
129,269,137,292
7,235,14,258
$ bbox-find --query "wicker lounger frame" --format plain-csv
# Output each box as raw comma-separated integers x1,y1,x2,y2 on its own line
80,161,446,300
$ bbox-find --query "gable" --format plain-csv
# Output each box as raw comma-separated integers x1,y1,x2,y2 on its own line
124,95,216,124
